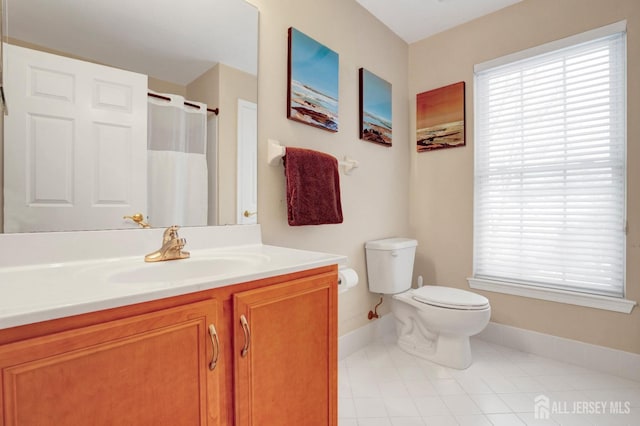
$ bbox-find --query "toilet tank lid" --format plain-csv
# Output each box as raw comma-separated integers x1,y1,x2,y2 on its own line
365,237,418,250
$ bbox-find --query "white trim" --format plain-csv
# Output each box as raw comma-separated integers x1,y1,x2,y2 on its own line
338,314,395,360
474,20,627,73
477,322,640,382
236,99,258,225
468,277,637,314
340,316,640,382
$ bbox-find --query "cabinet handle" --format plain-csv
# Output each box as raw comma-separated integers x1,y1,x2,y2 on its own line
240,314,251,357
208,324,220,370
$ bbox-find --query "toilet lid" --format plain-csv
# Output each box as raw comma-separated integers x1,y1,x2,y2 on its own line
412,286,489,310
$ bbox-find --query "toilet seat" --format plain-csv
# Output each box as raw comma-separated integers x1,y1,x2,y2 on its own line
411,286,489,310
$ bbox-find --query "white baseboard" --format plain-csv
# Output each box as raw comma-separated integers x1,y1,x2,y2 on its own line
477,322,640,382
338,314,395,360
340,317,640,382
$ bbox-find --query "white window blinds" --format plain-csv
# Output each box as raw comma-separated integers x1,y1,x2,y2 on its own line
473,22,627,298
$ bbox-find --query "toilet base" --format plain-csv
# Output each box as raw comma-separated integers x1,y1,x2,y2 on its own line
397,333,472,370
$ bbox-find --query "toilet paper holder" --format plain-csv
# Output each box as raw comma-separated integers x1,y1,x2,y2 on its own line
338,266,359,293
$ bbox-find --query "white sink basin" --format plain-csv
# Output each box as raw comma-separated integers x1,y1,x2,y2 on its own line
0,224,348,330
67,251,273,285
107,253,271,284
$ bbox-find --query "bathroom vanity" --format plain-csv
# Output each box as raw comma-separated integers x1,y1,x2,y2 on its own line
0,225,342,425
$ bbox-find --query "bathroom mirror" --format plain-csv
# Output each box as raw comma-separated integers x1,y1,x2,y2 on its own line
1,0,258,233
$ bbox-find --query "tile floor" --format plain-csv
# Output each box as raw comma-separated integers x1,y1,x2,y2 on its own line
339,338,640,426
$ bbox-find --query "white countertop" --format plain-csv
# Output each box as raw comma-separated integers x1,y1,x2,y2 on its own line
0,225,346,330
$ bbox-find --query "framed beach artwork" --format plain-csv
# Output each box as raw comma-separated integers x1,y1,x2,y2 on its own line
359,68,392,146
287,27,339,132
416,81,465,152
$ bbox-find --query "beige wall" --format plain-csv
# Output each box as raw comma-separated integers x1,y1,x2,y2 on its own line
409,0,640,354
188,64,222,225
218,64,258,224
187,64,257,225
149,77,186,97
249,0,411,335
186,64,220,112
5,0,636,352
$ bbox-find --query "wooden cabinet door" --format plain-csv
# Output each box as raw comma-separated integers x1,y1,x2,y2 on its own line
233,271,338,426
0,299,220,426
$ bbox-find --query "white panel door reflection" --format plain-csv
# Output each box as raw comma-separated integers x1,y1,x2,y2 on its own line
3,44,147,232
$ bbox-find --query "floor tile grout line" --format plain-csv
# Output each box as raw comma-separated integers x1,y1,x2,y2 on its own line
339,339,640,425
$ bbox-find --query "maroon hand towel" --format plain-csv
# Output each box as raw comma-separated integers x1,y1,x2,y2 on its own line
284,147,343,226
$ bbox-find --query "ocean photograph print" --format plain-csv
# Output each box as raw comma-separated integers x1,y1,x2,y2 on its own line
359,68,392,146
287,27,339,132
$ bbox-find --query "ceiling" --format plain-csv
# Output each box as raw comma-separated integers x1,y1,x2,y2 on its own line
6,0,522,85
6,0,258,85
355,0,523,44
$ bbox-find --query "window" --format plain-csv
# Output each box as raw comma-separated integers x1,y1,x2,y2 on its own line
471,22,633,312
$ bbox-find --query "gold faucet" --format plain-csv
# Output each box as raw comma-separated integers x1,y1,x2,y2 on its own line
144,225,190,262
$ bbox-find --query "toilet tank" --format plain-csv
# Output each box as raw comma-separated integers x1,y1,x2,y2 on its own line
365,238,418,294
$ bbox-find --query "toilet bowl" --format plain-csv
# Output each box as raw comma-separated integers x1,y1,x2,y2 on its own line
392,286,490,369
365,237,491,369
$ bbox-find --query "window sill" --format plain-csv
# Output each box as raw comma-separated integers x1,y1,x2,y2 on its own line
467,277,637,314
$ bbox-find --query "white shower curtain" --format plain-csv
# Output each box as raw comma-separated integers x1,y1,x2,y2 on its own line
147,92,208,228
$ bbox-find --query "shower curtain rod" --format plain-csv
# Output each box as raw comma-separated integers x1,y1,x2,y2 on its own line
147,92,219,115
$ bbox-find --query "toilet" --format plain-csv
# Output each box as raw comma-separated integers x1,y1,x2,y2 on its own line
365,237,491,369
